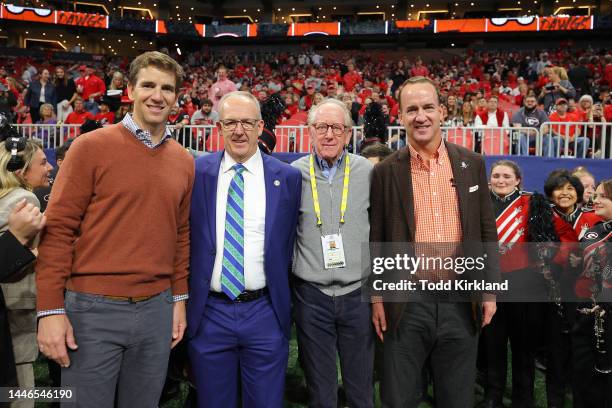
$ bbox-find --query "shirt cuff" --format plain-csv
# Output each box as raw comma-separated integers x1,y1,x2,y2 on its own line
173,294,189,302
37,308,66,318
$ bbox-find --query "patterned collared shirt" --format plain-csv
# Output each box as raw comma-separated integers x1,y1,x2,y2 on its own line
121,113,173,148
408,140,462,281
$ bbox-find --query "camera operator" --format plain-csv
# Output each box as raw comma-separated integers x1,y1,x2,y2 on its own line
539,68,576,114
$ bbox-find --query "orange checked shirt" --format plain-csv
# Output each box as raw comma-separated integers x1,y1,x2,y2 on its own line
408,141,462,281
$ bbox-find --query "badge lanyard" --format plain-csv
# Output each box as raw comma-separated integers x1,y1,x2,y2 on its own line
309,152,350,229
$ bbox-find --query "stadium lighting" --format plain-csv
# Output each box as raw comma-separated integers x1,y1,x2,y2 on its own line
191,7,194,10
149,42,153,45
292,8,295,11
257,9,260,12
76,35,80,38
118,39,122,42
130,33,134,36
43,32,46,36
391,5,394,8
410,4,414,8
243,9,247,12
59,34,63,37
176,47,182,55
333,6,337,10
277,8,281,11
25,31,29,34
318,7,322,10
175,5,179,8
451,43,455,46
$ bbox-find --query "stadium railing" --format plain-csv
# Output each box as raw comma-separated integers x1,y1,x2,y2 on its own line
15,122,611,159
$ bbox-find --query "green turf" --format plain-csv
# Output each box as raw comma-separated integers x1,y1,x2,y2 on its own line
33,330,573,408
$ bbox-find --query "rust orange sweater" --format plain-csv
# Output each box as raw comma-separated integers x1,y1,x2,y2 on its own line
36,124,194,311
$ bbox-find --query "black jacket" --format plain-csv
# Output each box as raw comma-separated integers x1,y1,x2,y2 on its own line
1,231,36,387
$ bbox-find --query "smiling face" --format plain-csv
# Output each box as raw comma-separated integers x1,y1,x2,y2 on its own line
22,148,52,189
128,66,177,137
310,103,351,164
218,94,263,163
593,184,612,220
399,81,443,150
490,165,521,197
551,182,578,213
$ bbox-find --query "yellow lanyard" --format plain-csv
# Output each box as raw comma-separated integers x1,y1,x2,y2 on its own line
309,153,350,227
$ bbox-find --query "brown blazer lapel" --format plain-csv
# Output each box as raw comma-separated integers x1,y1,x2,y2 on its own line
446,143,470,237
392,148,416,242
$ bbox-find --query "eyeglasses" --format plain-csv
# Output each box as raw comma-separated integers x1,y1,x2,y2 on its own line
312,122,347,136
592,194,610,201
220,119,260,131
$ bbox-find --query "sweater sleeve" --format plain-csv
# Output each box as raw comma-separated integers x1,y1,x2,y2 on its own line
171,157,195,297
36,137,96,312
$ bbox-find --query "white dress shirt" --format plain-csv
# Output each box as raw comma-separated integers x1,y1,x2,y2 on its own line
211,149,267,292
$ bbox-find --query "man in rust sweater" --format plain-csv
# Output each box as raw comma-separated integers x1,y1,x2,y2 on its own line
35,52,194,408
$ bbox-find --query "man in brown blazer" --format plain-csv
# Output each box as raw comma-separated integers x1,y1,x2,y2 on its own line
369,76,499,408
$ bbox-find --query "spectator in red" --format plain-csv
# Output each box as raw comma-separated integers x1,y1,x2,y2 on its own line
410,57,429,77
281,93,299,120
474,95,509,127
604,54,612,87
548,98,590,157
75,65,106,115
575,95,593,122
64,97,94,125
299,85,316,111
342,63,362,92
179,94,196,117
94,99,115,125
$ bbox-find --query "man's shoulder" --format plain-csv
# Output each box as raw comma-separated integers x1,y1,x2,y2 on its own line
290,154,310,172
264,154,301,178
348,153,374,172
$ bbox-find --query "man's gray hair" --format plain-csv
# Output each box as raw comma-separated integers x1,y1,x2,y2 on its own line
218,91,262,120
307,98,354,127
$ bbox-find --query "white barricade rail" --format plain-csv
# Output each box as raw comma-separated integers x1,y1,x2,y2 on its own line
14,123,610,159
14,124,82,149
539,121,611,159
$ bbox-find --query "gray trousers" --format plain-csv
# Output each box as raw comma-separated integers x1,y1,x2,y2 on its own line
60,289,173,408
381,302,478,408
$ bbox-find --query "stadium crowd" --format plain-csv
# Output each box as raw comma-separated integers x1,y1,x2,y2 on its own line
1,45,611,155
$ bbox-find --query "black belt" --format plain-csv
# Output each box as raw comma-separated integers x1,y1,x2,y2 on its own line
208,288,268,303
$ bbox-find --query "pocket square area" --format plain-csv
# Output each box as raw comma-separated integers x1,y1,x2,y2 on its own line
469,185,479,193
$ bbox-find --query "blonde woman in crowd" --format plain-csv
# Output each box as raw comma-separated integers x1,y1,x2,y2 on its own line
0,137,52,408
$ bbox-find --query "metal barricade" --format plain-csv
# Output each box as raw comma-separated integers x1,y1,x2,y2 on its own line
14,122,610,159
539,121,611,159
14,124,82,149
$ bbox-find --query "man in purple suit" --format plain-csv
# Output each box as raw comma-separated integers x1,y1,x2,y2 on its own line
187,91,302,407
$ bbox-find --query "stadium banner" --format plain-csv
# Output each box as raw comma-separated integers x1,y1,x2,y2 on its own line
155,20,167,34
108,16,156,33
289,22,341,36
204,24,253,38
165,20,200,36
540,15,594,31
340,21,387,36
256,23,290,37
486,16,539,32
1,4,54,23
434,18,487,33
56,11,108,28
435,16,594,33
391,20,433,33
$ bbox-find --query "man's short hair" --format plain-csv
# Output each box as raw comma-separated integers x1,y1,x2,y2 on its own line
307,98,354,128
397,76,440,112
488,95,499,102
361,143,392,161
218,91,262,120
128,51,184,90
201,99,213,107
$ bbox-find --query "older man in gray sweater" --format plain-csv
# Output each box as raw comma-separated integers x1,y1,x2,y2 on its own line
291,98,374,408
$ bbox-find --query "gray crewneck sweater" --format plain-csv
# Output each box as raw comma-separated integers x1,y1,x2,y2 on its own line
291,153,372,296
